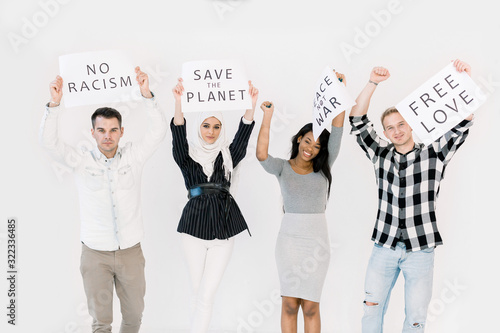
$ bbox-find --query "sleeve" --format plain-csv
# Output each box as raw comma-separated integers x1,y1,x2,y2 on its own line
328,125,343,167
259,154,285,176
170,117,190,168
39,104,82,168
430,117,473,165
349,115,390,164
129,94,168,162
229,117,255,168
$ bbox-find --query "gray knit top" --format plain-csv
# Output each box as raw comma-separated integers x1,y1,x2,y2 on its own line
260,125,343,214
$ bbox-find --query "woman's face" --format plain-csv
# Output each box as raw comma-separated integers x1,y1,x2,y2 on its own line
297,131,321,162
200,117,222,144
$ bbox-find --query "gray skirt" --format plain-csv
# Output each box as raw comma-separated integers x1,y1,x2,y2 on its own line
275,213,331,302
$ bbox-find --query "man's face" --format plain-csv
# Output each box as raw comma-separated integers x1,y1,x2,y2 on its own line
91,116,123,158
383,112,413,148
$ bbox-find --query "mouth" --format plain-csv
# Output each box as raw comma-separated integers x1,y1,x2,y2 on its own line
303,151,312,158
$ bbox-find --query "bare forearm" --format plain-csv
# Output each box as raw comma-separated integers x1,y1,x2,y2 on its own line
243,107,255,122
256,113,272,161
332,110,346,127
349,82,377,117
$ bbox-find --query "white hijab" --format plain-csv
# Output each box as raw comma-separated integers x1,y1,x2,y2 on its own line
188,111,233,181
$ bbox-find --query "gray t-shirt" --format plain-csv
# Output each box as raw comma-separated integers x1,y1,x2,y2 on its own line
260,125,343,214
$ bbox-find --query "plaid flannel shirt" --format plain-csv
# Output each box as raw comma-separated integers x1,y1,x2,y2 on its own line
350,115,473,252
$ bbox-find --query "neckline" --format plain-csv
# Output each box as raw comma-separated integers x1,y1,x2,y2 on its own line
287,160,314,175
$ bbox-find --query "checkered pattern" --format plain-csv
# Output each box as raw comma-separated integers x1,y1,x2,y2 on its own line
350,115,473,252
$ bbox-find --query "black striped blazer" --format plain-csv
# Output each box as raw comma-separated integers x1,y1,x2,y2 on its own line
171,118,255,240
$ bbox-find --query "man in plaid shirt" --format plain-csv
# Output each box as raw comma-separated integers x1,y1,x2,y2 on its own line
349,60,473,332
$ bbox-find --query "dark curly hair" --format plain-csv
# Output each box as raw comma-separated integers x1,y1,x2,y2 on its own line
290,123,332,196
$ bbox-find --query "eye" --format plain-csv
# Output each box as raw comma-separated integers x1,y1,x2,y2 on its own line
203,124,209,128
214,126,220,130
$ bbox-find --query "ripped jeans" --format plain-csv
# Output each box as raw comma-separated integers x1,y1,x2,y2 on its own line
362,242,434,333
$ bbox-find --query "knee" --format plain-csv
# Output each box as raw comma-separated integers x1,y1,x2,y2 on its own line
301,302,319,318
282,299,300,316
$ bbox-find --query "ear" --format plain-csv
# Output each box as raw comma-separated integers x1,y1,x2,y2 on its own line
120,127,124,137
297,135,303,143
91,128,95,139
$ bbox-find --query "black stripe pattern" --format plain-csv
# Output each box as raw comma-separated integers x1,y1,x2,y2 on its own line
350,115,472,252
171,117,255,240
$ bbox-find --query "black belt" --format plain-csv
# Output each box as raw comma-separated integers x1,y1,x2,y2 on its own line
187,183,251,238
188,183,230,199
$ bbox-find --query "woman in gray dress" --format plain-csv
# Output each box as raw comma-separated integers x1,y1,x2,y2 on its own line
256,72,345,333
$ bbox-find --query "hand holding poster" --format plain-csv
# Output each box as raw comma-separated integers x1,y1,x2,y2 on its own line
312,67,356,139
181,60,252,113
395,62,486,145
59,50,140,108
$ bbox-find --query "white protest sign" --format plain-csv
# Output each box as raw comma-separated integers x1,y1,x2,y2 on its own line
396,63,486,145
181,60,252,113
59,50,140,108
312,67,356,139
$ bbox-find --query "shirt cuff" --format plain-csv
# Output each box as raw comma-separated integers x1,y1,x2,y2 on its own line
241,116,253,125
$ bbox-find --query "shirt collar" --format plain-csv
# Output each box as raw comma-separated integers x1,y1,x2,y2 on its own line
92,146,122,161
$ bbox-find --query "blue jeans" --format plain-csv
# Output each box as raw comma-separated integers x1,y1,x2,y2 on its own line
362,242,434,333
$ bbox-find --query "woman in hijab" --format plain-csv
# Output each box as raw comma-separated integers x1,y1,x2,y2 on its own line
171,78,259,332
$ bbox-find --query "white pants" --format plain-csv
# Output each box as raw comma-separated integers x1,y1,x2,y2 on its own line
181,233,235,333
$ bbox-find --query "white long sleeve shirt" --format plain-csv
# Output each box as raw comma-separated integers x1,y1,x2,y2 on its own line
40,97,167,251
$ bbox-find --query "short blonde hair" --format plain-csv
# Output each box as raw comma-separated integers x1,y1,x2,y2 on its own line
380,107,399,129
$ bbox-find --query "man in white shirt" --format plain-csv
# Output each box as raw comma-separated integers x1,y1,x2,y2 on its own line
40,67,167,333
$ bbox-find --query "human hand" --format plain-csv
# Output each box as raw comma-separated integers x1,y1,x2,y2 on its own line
135,66,152,98
370,66,390,84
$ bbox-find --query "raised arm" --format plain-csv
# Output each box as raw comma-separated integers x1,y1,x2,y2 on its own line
130,66,167,161
40,75,82,166
349,67,390,117
172,78,185,125
256,101,274,161
453,59,473,121
243,80,259,122
332,71,346,128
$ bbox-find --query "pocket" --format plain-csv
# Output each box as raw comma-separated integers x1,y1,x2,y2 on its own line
117,164,134,189
84,167,105,191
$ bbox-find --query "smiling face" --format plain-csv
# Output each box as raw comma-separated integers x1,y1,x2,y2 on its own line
296,131,321,162
91,116,124,158
382,112,414,152
200,117,222,144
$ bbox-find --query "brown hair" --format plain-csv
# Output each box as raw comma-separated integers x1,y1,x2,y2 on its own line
380,107,399,129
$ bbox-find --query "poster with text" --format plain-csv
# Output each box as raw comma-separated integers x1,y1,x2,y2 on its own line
396,63,486,145
312,66,355,139
181,60,252,113
59,50,140,108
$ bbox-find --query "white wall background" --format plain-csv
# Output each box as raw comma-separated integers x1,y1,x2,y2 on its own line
1,0,499,332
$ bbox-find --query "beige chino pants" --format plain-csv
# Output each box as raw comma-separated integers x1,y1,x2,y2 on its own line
80,243,146,333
